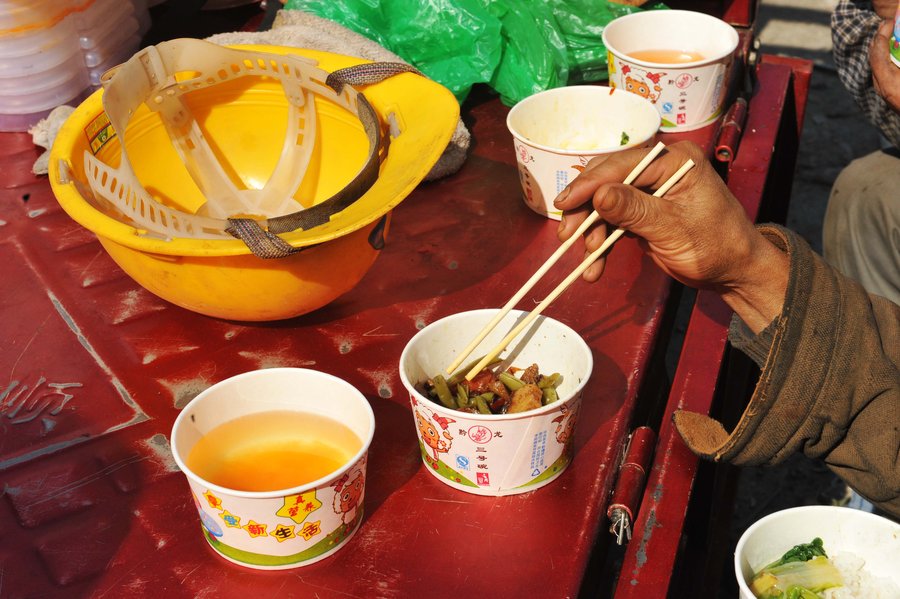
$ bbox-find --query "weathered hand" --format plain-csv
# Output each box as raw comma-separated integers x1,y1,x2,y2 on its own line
871,0,898,21
870,19,900,113
554,141,789,332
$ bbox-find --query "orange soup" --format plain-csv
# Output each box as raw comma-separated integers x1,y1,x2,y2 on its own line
186,410,362,492
626,49,704,64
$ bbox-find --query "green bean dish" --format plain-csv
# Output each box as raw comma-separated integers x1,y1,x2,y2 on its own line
416,359,563,415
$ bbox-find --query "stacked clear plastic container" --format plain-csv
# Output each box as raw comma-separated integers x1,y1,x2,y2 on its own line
0,0,149,132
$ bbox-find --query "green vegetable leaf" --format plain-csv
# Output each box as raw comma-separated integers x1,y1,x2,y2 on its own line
751,556,843,598
750,539,843,599
766,538,828,570
785,585,821,599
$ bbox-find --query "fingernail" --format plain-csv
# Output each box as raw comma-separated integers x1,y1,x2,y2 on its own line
557,216,566,233
554,186,570,207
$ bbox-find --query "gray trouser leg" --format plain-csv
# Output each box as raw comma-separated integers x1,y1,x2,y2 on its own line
823,149,900,305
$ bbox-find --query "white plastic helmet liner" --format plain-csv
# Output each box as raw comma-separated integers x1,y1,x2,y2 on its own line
83,38,383,241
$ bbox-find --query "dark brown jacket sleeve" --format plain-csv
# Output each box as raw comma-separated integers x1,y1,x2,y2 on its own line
673,225,900,519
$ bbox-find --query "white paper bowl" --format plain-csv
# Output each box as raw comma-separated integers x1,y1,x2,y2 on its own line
603,10,739,132
735,505,900,598
506,85,659,220
170,368,375,569
399,309,593,495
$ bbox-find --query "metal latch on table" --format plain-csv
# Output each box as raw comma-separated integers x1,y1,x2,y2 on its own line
714,36,761,167
606,426,657,545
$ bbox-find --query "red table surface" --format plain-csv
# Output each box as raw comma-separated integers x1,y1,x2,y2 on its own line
0,52,808,598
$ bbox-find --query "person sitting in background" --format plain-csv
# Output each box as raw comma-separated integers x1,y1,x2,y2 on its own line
554,141,900,520
825,0,900,305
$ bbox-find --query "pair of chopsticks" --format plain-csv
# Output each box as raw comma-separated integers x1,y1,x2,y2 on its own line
447,141,694,381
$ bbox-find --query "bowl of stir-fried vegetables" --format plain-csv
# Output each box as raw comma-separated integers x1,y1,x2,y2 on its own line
735,505,900,599
399,309,593,495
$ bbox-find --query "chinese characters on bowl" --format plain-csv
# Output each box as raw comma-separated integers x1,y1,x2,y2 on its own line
603,10,740,132
170,368,375,569
399,309,593,496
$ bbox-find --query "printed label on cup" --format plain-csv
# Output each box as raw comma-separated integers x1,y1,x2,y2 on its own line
170,368,375,570
514,141,592,219
186,455,368,569
602,10,739,132
409,393,582,494
608,53,731,131
399,309,594,496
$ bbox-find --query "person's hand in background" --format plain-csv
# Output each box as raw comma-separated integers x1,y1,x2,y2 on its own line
871,0,897,20
554,141,790,333
870,18,900,112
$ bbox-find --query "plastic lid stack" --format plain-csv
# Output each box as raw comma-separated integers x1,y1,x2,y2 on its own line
0,0,149,132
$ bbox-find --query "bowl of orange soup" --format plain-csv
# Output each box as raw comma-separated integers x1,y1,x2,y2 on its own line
170,368,375,569
603,10,739,131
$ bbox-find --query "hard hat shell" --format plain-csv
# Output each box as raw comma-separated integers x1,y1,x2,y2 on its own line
48,46,460,320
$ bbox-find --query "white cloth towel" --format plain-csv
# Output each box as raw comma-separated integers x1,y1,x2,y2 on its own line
30,105,76,176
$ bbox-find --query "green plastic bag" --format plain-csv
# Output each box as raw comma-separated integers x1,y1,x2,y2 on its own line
284,0,502,103
483,1,569,105
284,0,662,105
547,0,659,84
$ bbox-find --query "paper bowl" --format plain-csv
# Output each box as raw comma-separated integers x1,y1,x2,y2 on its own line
170,368,375,569
506,85,660,220
735,505,900,598
603,10,739,132
399,309,593,495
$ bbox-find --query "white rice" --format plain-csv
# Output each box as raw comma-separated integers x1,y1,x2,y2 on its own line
822,552,900,599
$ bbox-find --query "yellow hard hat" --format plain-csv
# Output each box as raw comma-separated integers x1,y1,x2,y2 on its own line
49,40,459,321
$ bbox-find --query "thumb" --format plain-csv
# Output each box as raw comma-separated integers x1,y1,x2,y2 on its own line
594,183,665,239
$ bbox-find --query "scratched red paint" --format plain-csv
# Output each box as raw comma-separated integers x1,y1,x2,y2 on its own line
0,243,146,469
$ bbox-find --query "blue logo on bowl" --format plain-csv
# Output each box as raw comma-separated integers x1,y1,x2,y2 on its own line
199,508,224,537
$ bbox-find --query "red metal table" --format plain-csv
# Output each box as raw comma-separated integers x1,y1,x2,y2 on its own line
0,20,810,599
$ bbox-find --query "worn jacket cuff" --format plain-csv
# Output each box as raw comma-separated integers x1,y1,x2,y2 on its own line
673,224,799,463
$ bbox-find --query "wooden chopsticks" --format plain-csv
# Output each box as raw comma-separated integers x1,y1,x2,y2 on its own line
449,143,695,381
445,142,667,377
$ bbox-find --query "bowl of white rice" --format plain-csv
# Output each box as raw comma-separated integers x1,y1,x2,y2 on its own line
735,505,900,599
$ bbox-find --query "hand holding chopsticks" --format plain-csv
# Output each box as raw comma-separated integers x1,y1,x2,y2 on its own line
449,143,695,381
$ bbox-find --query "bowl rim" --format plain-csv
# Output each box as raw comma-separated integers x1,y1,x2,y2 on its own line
506,85,661,156
601,9,740,68
398,308,594,421
170,367,376,500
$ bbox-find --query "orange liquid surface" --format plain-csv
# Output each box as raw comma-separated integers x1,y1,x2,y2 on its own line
626,49,704,64
186,410,362,492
